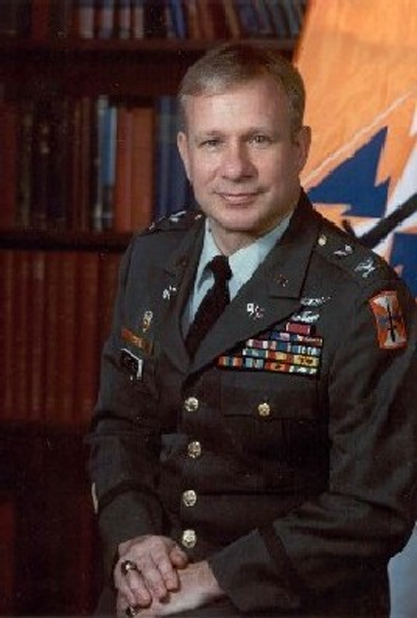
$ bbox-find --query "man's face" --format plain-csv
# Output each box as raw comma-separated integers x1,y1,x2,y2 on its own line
178,77,310,242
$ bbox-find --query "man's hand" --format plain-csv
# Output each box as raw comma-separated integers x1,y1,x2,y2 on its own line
116,560,225,617
114,535,189,609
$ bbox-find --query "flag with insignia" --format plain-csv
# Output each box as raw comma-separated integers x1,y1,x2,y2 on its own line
295,0,417,298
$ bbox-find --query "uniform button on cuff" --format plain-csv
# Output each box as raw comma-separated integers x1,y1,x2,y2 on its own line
184,396,199,412
258,402,271,417
187,441,202,458
182,489,197,507
181,529,197,548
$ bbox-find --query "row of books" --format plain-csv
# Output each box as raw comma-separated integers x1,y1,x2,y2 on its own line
0,93,191,233
0,248,122,425
0,0,306,42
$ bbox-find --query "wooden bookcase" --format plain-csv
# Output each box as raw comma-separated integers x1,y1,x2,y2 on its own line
0,2,302,614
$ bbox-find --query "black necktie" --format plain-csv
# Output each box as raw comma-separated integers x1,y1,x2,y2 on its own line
186,255,232,357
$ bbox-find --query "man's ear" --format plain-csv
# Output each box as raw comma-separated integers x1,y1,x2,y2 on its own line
295,125,311,173
177,131,191,181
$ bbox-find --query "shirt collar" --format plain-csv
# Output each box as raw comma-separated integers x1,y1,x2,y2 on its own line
195,213,292,293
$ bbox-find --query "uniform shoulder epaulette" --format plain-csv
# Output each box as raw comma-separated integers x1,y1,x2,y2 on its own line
314,215,395,287
140,209,204,235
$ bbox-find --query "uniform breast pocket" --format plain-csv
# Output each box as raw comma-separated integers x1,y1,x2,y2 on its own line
219,370,325,461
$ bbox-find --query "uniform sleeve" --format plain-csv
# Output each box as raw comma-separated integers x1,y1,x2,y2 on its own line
209,278,417,612
86,241,165,577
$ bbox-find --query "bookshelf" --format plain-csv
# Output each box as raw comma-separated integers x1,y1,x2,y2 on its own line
0,1,305,615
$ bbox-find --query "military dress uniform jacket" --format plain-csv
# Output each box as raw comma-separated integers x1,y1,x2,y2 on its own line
88,192,417,616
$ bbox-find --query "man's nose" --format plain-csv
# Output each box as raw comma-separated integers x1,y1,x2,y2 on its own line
220,143,255,180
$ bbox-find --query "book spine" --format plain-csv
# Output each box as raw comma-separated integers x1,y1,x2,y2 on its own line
16,100,34,229
44,251,60,422
74,251,100,425
96,0,115,38
12,250,31,421
91,95,107,231
74,0,95,38
131,0,145,39
0,251,15,421
167,0,187,39
115,0,131,39
31,0,51,41
100,100,118,230
0,99,18,230
31,102,51,230
0,0,31,37
49,0,74,39
28,251,46,422
183,0,203,40
130,105,155,231
56,251,78,424
253,0,274,37
114,105,133,232
222,0,241,38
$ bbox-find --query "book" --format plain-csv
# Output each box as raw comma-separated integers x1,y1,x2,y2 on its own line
131,0,145,38
12,250,31,421
31,0,51,40
31,102,52,230
0,99,18,230
130,104,155,231
0,499,15,614
49,0,74,39
71,96,93,231
47,97,72,230
197,0,228,40
28,251,47,422
167,0,187,39
96,0,116,38
100,99,118,230
0,251,15,421
0,0,31,37
115,0,131,38
56,252,78,424
253,0,274,37
144,0,166,38
222,0,241,38
266,0,291,38
74,251,100,425
113,104,133,231
184,0,203,40
74,0,95,38
234,0,261,37
44,251,61,422
16,99,35,229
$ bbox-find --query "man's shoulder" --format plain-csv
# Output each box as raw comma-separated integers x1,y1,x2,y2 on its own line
312,212,400,291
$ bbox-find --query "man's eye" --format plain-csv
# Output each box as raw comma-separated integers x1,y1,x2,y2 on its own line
201,139,221,148
250,134,271,145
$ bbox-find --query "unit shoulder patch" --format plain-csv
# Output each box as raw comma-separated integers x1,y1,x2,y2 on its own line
369,290,407,349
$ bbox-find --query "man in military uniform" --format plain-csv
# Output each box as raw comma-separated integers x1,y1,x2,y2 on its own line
88,43,417,617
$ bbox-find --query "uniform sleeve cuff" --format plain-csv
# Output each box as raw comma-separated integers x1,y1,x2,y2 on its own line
208,526,303,613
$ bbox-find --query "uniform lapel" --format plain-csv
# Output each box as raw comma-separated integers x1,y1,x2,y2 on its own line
157,220,205,373
190,196,321,374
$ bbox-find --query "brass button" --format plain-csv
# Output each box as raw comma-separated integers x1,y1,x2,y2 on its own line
182,489,197,507
184,396,199,412
258,402,271,417
187,441,202,458
181,529,197,548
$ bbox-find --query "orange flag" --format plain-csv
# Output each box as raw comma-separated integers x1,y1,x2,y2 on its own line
295,0,417,295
